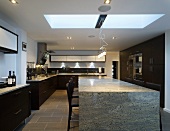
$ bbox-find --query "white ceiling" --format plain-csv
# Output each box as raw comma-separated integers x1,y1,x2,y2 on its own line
0,0,170,51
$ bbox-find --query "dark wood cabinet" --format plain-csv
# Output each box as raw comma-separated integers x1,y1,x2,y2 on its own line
120,34,165,108
57,75,78,89
143,35,165,65
27,76,57,110
0,86,31,131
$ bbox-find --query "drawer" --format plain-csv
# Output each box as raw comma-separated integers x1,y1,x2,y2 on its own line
0,104,30,131
0,87,30,116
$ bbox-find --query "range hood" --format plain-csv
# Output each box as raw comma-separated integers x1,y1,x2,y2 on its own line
38,51,49,65
37,42,54,65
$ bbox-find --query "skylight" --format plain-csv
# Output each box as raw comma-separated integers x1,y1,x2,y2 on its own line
44,14,164,29
102,14,164,28
44,15,99,28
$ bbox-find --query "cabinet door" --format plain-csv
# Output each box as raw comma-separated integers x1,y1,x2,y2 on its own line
51,56,67,61
0,27,18,52
152,65,164,85
66,56,81,61
142,65,153,83
151,36,165,65
142,41,153,65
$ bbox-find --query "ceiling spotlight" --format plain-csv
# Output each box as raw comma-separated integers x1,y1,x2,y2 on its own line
9,0,18,4
88,35,95,38
71,47,75,50
67,36,72,39
104,0,111,4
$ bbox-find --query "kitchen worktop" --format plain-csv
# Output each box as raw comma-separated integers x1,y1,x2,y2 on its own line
79,77,160,131
0,84,29,96
26,73,106,82
79,76,156,92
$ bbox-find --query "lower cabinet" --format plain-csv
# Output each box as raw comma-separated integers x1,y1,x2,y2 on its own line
27,76,57,110
0,86,31,131
57,75,78,89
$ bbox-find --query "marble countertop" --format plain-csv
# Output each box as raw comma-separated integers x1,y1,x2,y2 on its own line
79,76,157,92
0,84,29,96
26,74,57,82
26,73,106,82
58,73,106,76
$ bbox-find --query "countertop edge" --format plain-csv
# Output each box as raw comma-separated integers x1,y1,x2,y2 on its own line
0,84,30,96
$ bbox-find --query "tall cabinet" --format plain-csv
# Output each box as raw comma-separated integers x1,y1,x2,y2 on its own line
120,34,165,108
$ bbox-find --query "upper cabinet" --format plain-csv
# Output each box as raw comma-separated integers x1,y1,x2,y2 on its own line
0,26,18,53
50,55,105,62
143,35,165,65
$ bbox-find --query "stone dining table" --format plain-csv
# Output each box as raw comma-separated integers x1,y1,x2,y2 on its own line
79,76,160,131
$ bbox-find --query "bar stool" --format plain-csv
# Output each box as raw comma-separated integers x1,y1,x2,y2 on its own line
66,82,79,131
69,78,79,98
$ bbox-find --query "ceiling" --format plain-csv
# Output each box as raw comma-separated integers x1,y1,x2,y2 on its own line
0,0,170,51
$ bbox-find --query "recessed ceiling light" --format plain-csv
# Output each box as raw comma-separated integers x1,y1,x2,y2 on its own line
98,5,111,12
88,35,95,38
44,15,99,28
102,14,164,28
9,0,18,4
112,37,116,39
104,0,111,4
67,37,72,39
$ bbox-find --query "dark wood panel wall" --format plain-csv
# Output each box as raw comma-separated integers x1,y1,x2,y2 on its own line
120,34,165,108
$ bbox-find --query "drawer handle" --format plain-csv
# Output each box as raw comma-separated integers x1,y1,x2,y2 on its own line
43,91,47,94
14,109,22,115
15,91,22,95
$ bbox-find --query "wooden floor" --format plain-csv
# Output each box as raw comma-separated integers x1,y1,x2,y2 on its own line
15,90,78,131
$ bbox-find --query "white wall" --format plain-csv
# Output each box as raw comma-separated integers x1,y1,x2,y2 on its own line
105,52,120,78
164,30,170,113
0,13,27,84
27,37,37,63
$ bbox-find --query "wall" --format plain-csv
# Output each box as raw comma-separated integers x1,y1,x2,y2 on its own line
105,52,120,79
27,37,37,63
165,30,170,113
0,13,27,84
47,51,119,77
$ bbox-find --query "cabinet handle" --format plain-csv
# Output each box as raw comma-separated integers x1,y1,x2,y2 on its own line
149,66,153,72
15,91,22,95
43,91,47,94
14,109,22,115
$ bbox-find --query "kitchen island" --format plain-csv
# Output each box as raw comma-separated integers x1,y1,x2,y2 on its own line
79,77,160,131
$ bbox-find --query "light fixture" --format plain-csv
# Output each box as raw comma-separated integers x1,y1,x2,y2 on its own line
67,36,72,39
89,62,95,68
9,0,18,4
71,47,74,50
98,26,108,58
44,15,99,28
104,0,111,4
102,14,164,28
98,51,106,58
112,37,116,39
60,62,65,68
75,62,80,68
